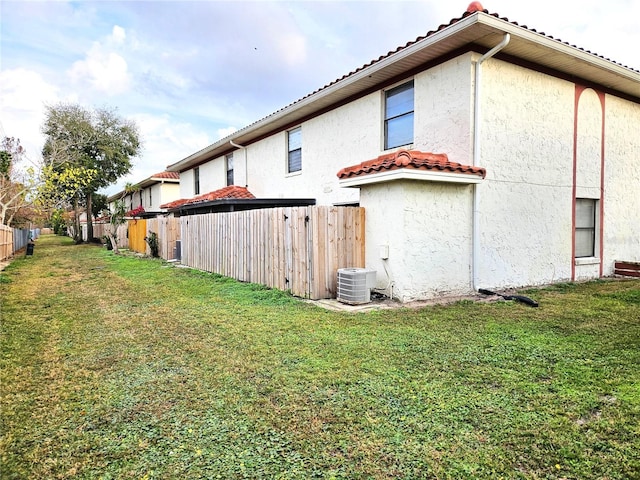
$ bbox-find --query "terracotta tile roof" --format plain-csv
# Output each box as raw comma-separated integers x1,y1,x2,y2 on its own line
337,150,486,179
160,186,255,209
151,171,179,180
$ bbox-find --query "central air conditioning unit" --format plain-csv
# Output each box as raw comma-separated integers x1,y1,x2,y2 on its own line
337,268,377,305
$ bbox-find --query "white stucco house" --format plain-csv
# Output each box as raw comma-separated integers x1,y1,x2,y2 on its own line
166,3,639,302
107,171,181,218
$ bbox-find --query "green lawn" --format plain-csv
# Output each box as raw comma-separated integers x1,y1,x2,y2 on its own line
1,235,639,479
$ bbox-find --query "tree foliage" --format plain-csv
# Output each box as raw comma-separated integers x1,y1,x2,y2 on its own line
0,137,37,227
40,103,141,241
91,193,109,219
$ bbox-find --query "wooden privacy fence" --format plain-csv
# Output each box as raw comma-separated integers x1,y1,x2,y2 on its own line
146,217,180,259
180,206,365,299
0,225,12,261
0,226,33,261
92,222,129,249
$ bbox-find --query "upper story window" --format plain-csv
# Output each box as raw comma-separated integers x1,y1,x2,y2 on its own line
287,127,302,173
149,188,152,207
575,198,597,258
194,166,200,195
384,80,414,150
226,154,234,186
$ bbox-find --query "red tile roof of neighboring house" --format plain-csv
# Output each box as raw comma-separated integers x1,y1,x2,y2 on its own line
151,171,180,180
160,186,255,209
126,205,146,217
337,150,486,180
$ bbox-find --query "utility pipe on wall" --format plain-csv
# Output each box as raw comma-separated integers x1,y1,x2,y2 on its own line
229,140,248,187
472,33,510,292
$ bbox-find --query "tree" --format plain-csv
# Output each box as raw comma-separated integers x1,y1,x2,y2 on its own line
91,193,109,219
40,103,141,242
0,137,37,227
105,182,138,255
38,163,98,242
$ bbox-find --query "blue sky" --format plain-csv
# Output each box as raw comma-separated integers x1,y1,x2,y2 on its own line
1,0,638,196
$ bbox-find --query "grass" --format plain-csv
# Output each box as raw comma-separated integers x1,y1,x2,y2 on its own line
1,235,639,479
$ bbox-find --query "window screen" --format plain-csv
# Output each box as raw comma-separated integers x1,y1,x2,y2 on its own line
288,127,302,173
385,81,414,149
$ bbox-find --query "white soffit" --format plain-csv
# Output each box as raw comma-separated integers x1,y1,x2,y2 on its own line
338,169,484,188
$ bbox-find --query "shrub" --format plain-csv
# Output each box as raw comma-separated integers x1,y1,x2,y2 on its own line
145,231,159,257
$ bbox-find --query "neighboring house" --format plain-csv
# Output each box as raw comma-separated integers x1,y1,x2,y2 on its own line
108,172,180,218
166,3,640,301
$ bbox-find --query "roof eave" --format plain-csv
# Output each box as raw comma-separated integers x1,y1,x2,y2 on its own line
339,169,485,188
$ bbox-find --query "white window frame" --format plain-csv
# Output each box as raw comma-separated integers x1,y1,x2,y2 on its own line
226,154,234,186
287,127,302,174
384,80,414,150
194,167,200,195
575,198,599,259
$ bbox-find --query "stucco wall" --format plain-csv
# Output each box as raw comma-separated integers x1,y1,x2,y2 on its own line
415,53,474,164
180,161,225,198
478,59,638,288
183,56,473,205
237,95,381,204
603,95,640,268
478,59,579,288
158,183,180,210
361,180,474,302
362,55,638,300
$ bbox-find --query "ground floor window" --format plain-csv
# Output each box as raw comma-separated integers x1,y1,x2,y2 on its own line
575,198,597,258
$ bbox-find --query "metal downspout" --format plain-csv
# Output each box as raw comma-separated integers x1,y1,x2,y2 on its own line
472,33,510,291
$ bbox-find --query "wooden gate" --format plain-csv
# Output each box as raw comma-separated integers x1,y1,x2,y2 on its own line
127,219,147,254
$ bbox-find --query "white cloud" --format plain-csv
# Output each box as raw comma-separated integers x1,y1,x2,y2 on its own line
0,68,61,163
68,45,130,94
67,26,131,95
111,25,126,45
102,112,213,195
216,126,238,140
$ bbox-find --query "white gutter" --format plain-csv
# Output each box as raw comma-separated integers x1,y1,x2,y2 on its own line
229,140,248,187
472,33,510,292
